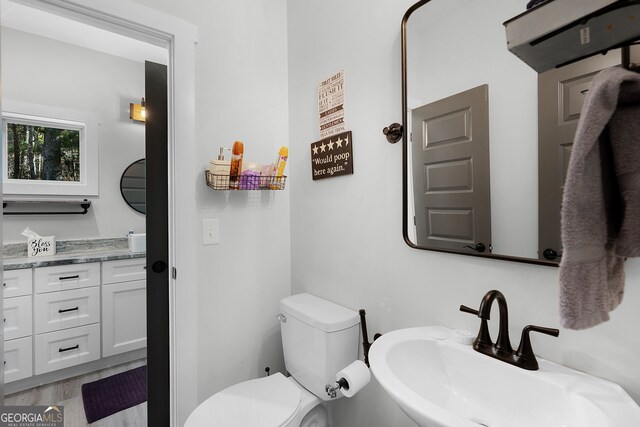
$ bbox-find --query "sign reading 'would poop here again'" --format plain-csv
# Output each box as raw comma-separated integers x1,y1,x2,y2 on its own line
311,131,353,180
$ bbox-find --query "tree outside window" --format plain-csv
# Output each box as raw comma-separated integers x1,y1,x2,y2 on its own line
6,123,80,182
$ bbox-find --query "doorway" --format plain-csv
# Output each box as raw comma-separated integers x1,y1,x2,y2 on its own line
0,1,197,425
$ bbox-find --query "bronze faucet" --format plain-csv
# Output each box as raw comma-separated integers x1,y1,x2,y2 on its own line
460,290,559,370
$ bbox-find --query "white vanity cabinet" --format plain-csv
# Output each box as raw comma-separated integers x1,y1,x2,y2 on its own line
33,263,101,375
3,256,146,386
101,258,147,357
3,269,33,382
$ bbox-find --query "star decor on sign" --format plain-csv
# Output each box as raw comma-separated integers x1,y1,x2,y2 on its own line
312,135,350,154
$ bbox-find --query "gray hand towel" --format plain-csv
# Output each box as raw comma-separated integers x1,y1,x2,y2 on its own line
560,67,640,330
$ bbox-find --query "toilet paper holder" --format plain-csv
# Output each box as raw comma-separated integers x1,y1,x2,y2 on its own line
325,377,349,398
325,360,372,399
324,309,379,399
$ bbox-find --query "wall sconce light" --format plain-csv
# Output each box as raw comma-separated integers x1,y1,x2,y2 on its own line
129,97,146,122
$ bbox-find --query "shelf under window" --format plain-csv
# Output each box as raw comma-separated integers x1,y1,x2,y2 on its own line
2,199,92,215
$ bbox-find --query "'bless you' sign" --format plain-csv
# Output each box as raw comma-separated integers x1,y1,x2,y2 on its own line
310,131,353,180
28,236,56,257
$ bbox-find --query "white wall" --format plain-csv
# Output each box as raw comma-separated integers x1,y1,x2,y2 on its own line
287,1,640,427
131,0,291,405
1,28,146,241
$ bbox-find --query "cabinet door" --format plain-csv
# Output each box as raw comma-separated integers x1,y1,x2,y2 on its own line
3,269,33,298
4,337,33,383
34,287,100,334
102,280,146,357
34,263,100,294
102,258,146,284
3,295,33,340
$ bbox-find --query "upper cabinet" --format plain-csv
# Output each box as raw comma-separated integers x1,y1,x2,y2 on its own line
504,0,640,72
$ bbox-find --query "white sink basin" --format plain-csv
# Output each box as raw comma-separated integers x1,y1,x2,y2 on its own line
369,326,640,427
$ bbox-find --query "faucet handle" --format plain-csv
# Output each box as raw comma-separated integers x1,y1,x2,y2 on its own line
516,325,560,370
459,305,493,347
459,305,479,316
526,325,560,337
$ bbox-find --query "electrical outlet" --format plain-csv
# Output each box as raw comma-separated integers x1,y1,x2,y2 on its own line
202,219,220,245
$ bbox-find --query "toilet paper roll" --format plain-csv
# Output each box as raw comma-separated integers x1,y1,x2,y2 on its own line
336,360,371,398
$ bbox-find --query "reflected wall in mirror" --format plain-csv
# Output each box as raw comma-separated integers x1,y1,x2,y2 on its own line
120,158,146,214
404,0,632,263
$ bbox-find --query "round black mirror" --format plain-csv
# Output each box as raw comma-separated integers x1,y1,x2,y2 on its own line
120,158,146,214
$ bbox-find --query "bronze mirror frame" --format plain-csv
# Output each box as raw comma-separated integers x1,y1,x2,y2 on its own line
392,0,557,267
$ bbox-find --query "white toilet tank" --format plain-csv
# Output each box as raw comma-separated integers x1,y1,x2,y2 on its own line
280,293,360,401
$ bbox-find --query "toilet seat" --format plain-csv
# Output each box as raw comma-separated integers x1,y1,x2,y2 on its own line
185,372,302,427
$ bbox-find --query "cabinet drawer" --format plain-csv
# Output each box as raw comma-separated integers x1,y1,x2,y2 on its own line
4,336,33,383
3,269,33,298
101,258,146,284
35,323,100,375
35,287,100,334
4,295,33,340
102,280,146,357
34,263,100,294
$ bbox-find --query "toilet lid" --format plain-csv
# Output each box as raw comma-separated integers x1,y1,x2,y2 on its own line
185,373,302,427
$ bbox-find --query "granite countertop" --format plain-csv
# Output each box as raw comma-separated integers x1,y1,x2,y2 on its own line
3,237,146,270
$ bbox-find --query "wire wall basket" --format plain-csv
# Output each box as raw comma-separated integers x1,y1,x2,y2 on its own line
205,170,287,191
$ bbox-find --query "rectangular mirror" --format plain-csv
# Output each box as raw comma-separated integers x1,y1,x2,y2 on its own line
404,0,637,263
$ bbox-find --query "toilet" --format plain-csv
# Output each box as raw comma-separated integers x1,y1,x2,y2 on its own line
185,293,361,427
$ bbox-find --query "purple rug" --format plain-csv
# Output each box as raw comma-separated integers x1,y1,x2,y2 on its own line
81,366,147,423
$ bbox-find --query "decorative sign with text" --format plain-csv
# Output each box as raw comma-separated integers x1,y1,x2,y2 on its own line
318,70,345,138
311,131,353,180
27,236,56,257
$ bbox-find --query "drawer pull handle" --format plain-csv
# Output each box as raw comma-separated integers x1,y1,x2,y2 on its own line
59,345,79,353
58,306,79,314
2,283,5,287
59,275,80,281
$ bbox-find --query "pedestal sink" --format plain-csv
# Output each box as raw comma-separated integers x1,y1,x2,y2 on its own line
369,326,640,427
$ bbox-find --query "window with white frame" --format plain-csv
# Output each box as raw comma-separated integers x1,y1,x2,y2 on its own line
2,101,99,196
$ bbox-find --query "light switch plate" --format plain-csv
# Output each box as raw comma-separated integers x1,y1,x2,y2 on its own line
202,219,220,245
